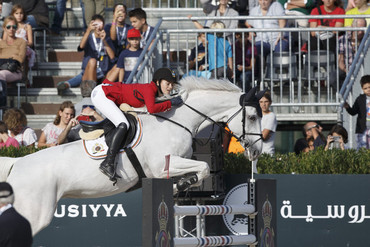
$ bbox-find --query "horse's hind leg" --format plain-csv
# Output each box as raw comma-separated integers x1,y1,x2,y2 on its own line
154,155,210,192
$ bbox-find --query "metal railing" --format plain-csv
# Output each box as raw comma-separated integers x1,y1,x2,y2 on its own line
112,0,199,8
160,15,369,119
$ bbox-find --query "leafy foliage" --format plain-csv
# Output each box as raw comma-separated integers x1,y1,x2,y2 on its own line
224,148,370,174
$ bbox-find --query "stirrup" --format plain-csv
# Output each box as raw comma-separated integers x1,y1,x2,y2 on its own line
99,165,122,181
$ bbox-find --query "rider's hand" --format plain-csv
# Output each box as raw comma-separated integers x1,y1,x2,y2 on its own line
170,96,183,106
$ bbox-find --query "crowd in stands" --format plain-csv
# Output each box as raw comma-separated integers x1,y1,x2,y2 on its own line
0,0,369,153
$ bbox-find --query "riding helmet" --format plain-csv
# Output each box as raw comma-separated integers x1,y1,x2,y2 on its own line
153,68,177,84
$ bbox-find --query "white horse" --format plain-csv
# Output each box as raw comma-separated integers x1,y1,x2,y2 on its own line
1,77,264,235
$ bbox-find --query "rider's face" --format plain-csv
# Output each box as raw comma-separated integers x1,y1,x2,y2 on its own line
158,79,174,96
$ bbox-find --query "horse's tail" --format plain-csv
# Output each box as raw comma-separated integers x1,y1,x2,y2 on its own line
0,157,19,181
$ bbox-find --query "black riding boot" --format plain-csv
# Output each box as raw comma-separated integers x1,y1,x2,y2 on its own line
99,122,128,181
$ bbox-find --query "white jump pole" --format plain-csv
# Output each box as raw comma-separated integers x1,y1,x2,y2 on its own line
174,204,255,216
174,234,257,247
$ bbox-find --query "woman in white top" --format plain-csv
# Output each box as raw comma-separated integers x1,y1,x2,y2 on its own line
38,101,77,148
259,91,277,154
3,108,37,147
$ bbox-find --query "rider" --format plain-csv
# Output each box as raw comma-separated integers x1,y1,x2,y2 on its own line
91,68,183,181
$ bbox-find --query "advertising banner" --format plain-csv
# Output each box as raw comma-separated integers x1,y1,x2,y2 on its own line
257,174,370,247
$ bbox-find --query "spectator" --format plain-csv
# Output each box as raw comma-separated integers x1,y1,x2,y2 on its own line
246,0,289,58
108,3,132,57
344,0,370,27
82,0,105,27
3,108,37,147
106,28,143,83
304,121,326,148
0,16,26,107
186,31,209,78
202,0,239,43
11,0,49,28
278,0,314,50
233,27,257,91
7,4,35,70
37,101,77,148
294,137,309,154
294,121,326,153
308,0,345,52
334,18,367,90
128,8,154,50
294,136,315,154
56,14,115,94
0,182,32,246
259,91,277,155
0,121,19,148
324,124,348,150
278,0,315,28
190,19,233,80
343,74,370,149
51,0,66,35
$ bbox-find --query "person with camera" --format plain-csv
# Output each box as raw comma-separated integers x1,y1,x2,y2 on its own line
324,124,348,150
0,16,26,107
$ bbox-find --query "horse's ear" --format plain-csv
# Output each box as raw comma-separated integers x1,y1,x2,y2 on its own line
256,88,267,101
243,86,257,103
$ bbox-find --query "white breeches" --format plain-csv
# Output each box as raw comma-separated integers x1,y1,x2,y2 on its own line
91,84,130,128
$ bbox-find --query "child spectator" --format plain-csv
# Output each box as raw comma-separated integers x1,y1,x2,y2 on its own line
128,8,154,50
3,108,37,147
344,75,370,149
188,32,208,73
115,28,143,83
190,18,233,80
57,14,115,94
233,28,257,91
108,3,132,57
0,121,19,148
38,101,78,148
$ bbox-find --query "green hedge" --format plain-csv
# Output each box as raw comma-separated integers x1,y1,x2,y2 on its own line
0,146,41,158
225,147,370,174
1,146,369,174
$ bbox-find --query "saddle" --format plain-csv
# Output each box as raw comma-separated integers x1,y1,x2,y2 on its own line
79,113,138,148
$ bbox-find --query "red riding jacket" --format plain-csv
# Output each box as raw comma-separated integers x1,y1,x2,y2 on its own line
101,79,172,113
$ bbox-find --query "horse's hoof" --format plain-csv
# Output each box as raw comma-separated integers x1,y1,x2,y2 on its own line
176,174,198,191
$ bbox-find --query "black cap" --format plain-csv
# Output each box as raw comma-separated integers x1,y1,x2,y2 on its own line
0,182,13,198
153,68,177,84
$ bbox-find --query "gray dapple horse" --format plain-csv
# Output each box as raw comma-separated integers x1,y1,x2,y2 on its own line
0,77,264,235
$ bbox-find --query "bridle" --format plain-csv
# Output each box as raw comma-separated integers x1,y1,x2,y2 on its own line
183,101,262,149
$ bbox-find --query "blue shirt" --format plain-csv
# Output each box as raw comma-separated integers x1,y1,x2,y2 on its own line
116,49,143,83
206,33,232,71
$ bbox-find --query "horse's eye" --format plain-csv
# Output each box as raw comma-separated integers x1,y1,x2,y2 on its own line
249,116,256,121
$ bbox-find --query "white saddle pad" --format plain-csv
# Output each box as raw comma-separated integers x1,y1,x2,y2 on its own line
83,118,143,159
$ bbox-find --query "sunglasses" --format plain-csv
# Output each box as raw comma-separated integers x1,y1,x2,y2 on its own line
309,124,321,130
6,25,17,30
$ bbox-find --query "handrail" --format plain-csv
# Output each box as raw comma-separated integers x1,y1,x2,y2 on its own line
125,18,163,84
338,25,370,122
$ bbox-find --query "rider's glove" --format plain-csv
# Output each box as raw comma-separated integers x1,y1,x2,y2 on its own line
170,96,183,106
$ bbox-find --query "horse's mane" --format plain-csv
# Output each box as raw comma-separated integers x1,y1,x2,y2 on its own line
178,76,242,93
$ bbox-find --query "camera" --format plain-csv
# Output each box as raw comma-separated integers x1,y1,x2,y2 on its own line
330,136,341,149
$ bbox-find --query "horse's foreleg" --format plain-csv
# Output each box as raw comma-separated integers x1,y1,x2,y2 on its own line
152,155,210,193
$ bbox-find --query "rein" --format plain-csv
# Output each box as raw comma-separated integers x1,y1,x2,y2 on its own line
126,101,262,149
